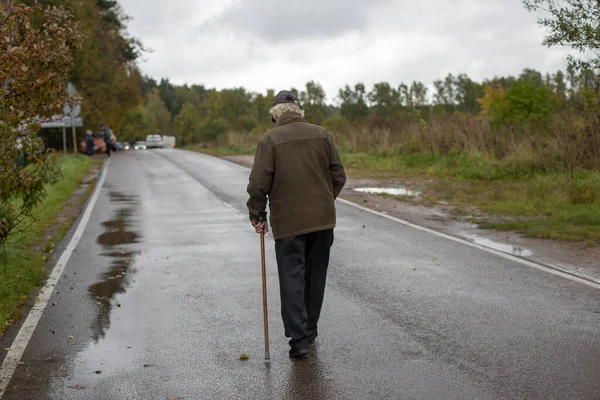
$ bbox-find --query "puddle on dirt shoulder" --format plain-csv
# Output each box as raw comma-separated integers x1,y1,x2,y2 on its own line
89,191,141,341
461,233,533,257
354,187,420,197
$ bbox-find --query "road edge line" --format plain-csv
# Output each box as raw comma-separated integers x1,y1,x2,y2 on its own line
0,158,110,398
337,198,600,290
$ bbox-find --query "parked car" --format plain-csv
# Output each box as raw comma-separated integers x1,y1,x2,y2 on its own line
115,141,124,151
80,133,108,154
161,135,176,148
123,141,131,150
133,141,147,150
146,134,163,149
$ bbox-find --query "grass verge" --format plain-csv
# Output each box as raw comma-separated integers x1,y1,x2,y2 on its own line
0,155,99,337
185,144,255,156
341,150,600,242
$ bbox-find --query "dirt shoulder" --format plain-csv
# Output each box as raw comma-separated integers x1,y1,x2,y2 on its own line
0,159,102,353
222,154,600,284
31,163,102,256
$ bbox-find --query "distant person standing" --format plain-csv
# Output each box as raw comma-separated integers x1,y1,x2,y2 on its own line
85,130,94,156
102,124,112,158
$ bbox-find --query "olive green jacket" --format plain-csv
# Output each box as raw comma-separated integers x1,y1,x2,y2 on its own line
246,115,346,240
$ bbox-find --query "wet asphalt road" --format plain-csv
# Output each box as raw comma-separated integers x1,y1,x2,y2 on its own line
2,149,600,400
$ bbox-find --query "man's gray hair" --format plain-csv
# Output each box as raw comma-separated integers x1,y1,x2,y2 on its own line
270,103,304,120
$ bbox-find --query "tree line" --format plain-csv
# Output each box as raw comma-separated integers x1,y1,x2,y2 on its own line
123,67,600,164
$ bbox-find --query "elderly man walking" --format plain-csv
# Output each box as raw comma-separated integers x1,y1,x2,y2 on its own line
246,90,346,358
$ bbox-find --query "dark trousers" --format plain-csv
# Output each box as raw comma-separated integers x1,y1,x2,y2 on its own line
86,139,94,155
275,229,334,349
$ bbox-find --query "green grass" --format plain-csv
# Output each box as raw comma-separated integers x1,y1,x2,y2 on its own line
0,155,99,336
340,150,559,181
185,144,255,156
340,150,600,242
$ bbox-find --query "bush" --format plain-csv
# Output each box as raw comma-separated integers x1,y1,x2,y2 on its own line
322,116,351,134
199,118,230,142
568,173,600,204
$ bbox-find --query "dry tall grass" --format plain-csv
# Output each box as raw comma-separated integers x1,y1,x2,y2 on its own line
215,112,600,174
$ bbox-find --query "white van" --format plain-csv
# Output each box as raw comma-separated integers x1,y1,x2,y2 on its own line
161,135,176,148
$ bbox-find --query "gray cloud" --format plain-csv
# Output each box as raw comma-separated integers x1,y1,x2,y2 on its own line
120,0,571,100
199,0,388,42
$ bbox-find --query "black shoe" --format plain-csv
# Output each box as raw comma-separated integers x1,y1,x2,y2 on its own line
289,348,309,359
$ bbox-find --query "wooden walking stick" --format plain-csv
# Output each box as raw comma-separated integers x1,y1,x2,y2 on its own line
259,215,270,360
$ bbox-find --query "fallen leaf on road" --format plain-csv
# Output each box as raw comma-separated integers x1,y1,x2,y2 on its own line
35,297,40,303
143,364,156,368
4,348,10,351
68,385,86,390
68,335,74,340
94,370,102,374
239,353,249,360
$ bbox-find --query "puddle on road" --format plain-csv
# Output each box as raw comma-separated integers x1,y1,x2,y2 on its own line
89,191,141,341
461,233,533,257
354,187,420,197
97,208,140,246
88,255,138,341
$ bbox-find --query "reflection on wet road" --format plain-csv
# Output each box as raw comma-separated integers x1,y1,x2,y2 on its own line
89,191,140,342
283,347,333,399
2,150,599,400
461,232,534,257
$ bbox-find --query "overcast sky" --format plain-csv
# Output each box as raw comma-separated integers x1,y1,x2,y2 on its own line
119,0,570,102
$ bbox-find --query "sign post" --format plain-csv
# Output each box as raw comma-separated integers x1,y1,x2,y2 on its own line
39,83,84,153
63,83,81,155
62,123,67,156
71,115,77,154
